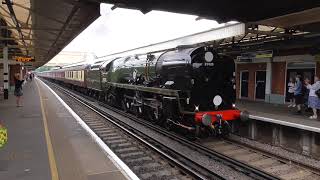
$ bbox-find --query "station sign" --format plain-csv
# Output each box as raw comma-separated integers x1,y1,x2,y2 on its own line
255,50,273,58
236,56,252,62
14,56,35,62
237,50,273,62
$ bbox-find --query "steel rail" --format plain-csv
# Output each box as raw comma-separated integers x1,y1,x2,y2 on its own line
224,137,320,176
45,79,223,180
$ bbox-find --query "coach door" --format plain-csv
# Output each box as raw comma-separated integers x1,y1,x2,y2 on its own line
240,71,249,98
255,71,266,100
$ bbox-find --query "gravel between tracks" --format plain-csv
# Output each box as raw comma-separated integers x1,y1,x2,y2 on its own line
228,134,320,171
49,83,254,180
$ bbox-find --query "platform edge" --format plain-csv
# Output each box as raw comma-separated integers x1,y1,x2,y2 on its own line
36,78,140,180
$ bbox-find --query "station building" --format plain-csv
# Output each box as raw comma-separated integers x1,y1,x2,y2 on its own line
235,51,320,104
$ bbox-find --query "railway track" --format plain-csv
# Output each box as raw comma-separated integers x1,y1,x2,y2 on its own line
43,78,319,180
200,139,320,180
43,79,223,180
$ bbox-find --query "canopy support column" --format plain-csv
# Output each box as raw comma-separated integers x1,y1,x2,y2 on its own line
3,47,9,99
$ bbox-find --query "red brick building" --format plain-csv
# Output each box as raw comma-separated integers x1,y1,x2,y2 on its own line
236,53,320,104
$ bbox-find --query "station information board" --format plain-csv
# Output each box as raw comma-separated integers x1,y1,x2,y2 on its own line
14,56,35,62
237,50,273,62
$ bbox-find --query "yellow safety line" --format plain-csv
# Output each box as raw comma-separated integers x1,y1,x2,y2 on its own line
35,80,60,180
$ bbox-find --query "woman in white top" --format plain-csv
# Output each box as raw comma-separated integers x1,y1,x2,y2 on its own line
287,77,295,107
306,76,320,119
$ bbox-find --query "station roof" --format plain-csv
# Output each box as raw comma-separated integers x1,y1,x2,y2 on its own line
99,1,320,23
0,0,99,68
1,0,319,69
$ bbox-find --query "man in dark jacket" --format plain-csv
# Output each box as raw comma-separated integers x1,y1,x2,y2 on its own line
294,75,303,114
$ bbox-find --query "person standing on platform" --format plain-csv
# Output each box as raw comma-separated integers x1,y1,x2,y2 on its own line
303,78,311,109
29,73,33,81
306,76,320,119
294,75,303,114
14,73,24,107
288,77,296,107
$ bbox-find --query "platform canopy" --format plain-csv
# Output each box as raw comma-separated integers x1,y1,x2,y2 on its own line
0,0,100,68
97,1,320,23
1,0,319,69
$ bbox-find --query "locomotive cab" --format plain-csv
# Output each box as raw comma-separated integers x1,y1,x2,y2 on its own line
156,52,192,90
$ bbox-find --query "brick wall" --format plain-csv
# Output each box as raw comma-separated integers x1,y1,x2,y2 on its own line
271,62,286,95
317,62,320,78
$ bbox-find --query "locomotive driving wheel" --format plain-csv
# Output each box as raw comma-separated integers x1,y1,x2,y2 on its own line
144,106,160,124
164,119,174,131
106,94,116,106
121,98,130,112
133,104,143,118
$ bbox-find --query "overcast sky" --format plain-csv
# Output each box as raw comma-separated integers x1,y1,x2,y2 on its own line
48,3,228,65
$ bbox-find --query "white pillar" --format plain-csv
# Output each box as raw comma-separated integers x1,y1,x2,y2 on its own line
265,61,272,102
3,47,9,99
20,63,23,78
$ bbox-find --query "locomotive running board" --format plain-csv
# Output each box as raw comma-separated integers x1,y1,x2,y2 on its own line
107,82,179,96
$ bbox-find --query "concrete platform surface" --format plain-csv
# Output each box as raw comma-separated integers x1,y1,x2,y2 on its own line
237,100,320,133
0,79,131,180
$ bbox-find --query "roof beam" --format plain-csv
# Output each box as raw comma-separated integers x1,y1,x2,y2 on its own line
3,0,28,54
0,37,55,41
0,44,48,49
13,2,66,25
246,29,293,38
0,26,69,31
0,7,32,28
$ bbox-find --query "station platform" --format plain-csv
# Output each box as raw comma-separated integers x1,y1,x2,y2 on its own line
237,100,320,133
0,79,132,180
